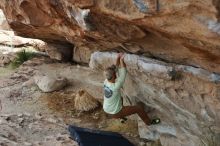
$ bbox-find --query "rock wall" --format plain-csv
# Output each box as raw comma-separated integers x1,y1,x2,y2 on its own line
90,52,220,146
0,9,10,30
1,1,220,145
0,0,220,72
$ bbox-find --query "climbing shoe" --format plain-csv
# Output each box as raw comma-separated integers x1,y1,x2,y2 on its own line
151,118,161,125
120,117,127,123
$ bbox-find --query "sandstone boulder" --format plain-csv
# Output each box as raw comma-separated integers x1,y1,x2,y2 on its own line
0,30,46,51
0,0,220,73
73,46,92,63
45,45,63,61
45,43,73,61
34,73,67,92
90,52,220,146
0,9,10,30
1,0,220,145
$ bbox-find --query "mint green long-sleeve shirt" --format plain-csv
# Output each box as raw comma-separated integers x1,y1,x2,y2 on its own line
103,67,127,114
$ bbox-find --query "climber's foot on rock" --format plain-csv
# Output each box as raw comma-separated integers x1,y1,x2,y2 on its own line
150,118,161,125
120,117,127,123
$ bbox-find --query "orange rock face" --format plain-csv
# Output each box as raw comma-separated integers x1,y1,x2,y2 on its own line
0,0,220,72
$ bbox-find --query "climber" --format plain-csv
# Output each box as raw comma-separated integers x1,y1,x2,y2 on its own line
103,53,159,125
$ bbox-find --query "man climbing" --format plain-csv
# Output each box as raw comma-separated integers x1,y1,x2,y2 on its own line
103,53,158,125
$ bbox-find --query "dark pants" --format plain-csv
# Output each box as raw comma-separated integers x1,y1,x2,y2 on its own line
109,105,151,125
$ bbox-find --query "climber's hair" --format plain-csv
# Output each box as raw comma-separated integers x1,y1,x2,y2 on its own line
104,65,117,80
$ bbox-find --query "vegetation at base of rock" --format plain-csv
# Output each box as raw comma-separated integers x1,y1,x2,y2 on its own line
41,91,101,115
41,91,105,123
74,89,100,112
10,49,35,68
44,91,75,113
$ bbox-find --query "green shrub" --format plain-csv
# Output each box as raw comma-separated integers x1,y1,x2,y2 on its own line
10,50,35,68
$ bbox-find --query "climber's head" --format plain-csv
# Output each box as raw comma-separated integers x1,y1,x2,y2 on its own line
105,65,117,82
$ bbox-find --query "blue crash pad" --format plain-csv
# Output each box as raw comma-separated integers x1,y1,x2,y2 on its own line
68,125,135,146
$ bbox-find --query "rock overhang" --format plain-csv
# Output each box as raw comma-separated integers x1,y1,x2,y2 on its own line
0,0,220,73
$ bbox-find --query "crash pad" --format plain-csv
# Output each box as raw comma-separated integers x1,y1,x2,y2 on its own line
68,125,135,146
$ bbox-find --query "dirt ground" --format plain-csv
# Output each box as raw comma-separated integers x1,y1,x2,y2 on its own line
0,54,148,146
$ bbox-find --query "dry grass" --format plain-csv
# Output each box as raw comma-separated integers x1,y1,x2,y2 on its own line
74,89,100,112
41,89,101,115
41,90,106,126
41,91,76,115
